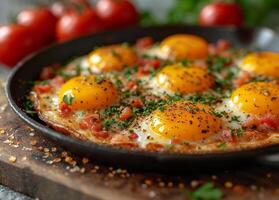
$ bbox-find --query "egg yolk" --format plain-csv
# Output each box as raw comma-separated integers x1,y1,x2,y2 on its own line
231,82,279,116
58,75,118,110
149,101,222,141
87,44,137,72
156,64,214,94
240,52,279,78
160,34,208,61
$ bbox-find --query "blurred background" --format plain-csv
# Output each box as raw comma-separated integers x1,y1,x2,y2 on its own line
0,0,278,28
0,0,278,68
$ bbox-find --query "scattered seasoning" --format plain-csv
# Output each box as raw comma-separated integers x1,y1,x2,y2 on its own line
82,157,89,164
30,140,37,146
9,156,17,163
224,181,233,188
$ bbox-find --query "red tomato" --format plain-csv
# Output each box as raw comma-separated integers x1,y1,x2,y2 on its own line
96,0,139,29
50,0,91,18
56,8,103,41
199,2,243,27
17,7,57,45
0,25,38,67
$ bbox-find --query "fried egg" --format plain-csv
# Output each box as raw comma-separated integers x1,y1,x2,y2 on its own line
160,34,208,61
240,51,279,78
87,44,137,73
154,64,214,94
134,101,222,145
231,82,279,116
58,75,118,110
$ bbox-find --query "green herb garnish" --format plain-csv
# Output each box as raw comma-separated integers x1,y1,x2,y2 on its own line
63,93,74,105
185,182,223,200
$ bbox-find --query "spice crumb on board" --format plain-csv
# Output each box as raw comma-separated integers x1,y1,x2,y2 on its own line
0,129,5,134
8,155,17,163
266,173,272,178
225,181,233,188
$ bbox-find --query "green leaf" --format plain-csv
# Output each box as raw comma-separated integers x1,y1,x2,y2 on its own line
63,93,74,105
186,182,223,200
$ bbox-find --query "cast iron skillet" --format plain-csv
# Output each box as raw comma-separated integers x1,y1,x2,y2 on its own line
6,25,279,172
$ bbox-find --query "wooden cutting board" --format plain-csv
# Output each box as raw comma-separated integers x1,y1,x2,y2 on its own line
0,68,279,200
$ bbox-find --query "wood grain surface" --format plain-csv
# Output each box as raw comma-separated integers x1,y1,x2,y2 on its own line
0,68,279,200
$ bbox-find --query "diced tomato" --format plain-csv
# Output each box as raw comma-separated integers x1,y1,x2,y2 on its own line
91,123,103,132
129,133,138,140
92,131,109,140
244,114,279,131
34,84,52,93
59,102,72,117
136,36,154,49
79,121,89,129
130,97,143,108
127,80,137,90
137,66,150,76
40,66,55,80
260,115,279,129
51,76,65,87
80,113,101,129
119,107,132,121
233,71,251,87
216,39,231,52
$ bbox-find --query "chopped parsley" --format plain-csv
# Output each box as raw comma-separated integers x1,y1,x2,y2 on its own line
23,96,36,116
103,105,120,117
40,80,50,85
184,182,223,200
123,65,138,80
103,118,116,129
217,142,226,150
187,94,217,105
180,59,189,66
63,93,74,105
230,115,241,122
207,56,230,73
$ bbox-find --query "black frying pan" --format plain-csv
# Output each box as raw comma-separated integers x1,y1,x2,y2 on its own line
6,25,279,172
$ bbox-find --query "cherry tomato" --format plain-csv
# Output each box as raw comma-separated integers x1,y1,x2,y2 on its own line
199,2,243,27
17,7,57,45
0,25,38,67
50,0,91,18
56,8,103,41
96,0,139,29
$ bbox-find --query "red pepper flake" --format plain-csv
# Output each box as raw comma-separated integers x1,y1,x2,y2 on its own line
59,102,72,117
